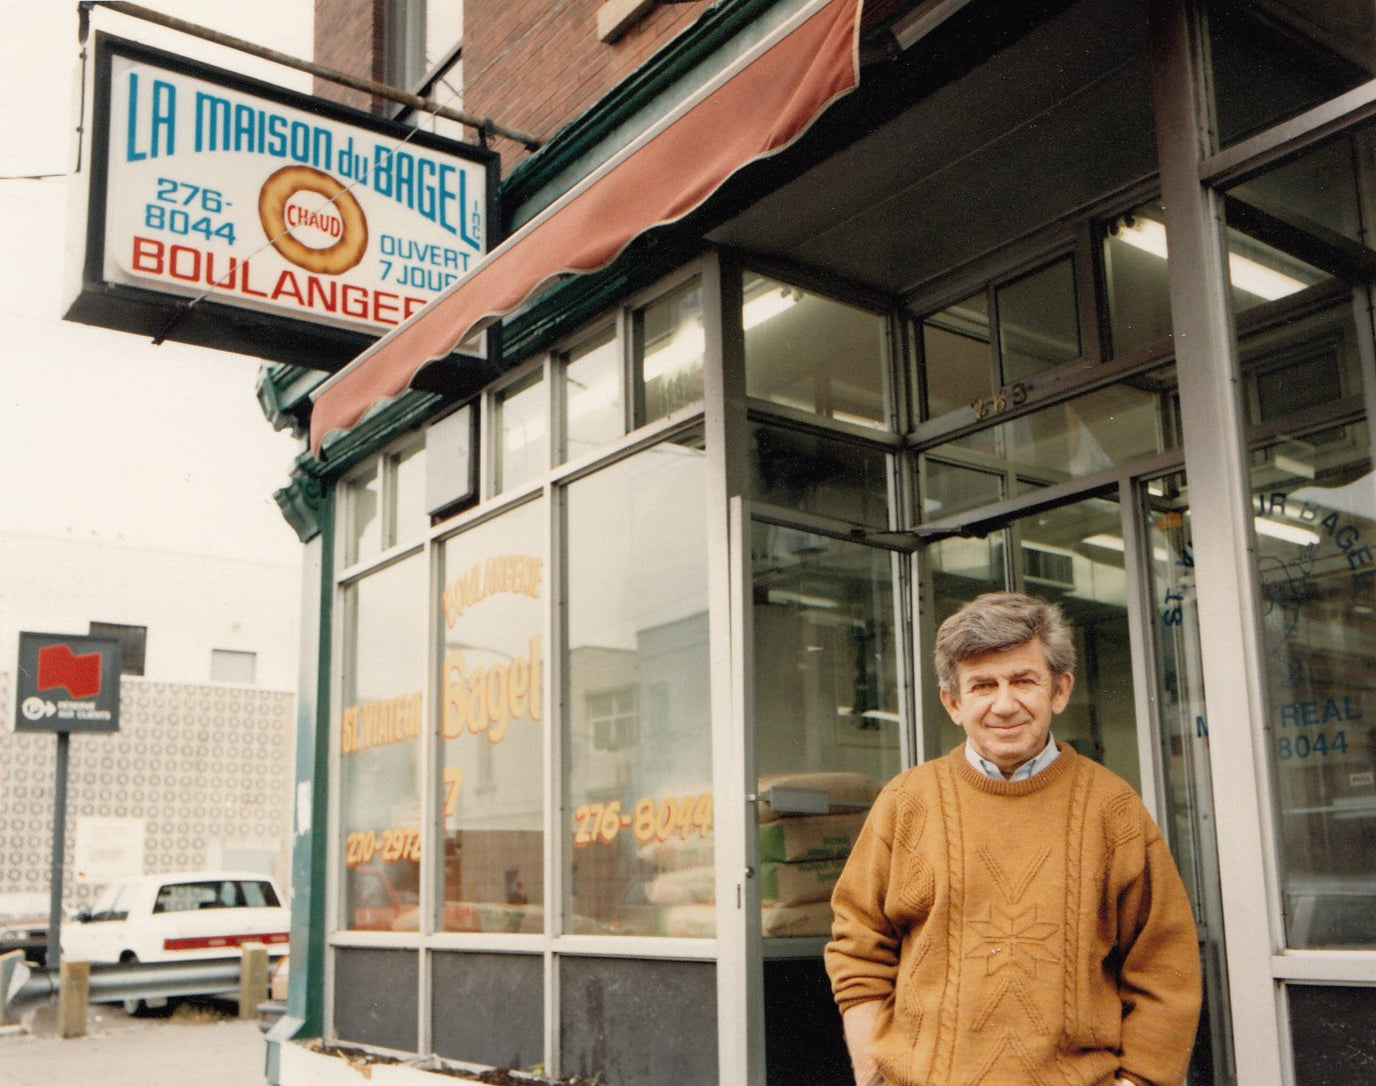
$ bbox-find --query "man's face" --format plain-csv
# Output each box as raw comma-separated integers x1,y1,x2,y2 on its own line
939,637,1074,775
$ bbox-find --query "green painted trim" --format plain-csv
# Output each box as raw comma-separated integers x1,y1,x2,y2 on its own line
501,0,797,225
310,389,447,477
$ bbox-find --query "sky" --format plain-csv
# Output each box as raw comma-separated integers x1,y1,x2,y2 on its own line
0,0,316,566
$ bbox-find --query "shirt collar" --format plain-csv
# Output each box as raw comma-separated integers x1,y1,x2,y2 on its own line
964,734,1059,781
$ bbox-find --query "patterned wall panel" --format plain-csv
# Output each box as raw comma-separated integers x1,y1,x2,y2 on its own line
0,673,295,906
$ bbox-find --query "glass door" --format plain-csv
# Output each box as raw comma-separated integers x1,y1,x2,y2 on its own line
743,511,908,1086
921,483,1233,1085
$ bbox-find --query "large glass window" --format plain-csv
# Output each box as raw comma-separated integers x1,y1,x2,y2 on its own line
996,256,1081,383
562,327,625,463
438,500,546,932
635,278,704,425
1207,0,1376,149
563,431,711,936
750,525,902,939
339,556,427,931
1252,420,1376,949
750,421,890,529
742,272,889,429
920,364,1180,520
494,371,546,494
1103,200,1174,357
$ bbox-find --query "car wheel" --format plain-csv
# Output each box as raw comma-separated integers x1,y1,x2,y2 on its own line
120,952,155,1017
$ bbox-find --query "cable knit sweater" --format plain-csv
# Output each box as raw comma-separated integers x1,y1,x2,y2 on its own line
825,743,1201,1086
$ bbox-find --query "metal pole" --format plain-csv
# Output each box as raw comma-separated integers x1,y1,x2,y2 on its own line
48,731,69,972
84,1,542,149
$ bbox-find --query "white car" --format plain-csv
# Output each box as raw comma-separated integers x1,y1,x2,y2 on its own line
62,871,289,1007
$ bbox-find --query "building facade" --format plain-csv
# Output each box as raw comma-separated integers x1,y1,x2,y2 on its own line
262,1,1376,1083
0,534,298,906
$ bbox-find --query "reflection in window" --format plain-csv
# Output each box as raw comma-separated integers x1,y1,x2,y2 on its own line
920,459,1003,521
495,371,546,493
439,501,545,933
339,556,426,931
564,431,711,936
922,291,990,418
751,524,902,938
393,442,428,543
743,272,889,429
1141,473,1234,1080
996,256,1081,382
345,462,381,566
1207,0,1376,148
636,278,704,425
750,421,890,529
563,328,624,463
1251,423,1376,949
1103,201,1174,356
922,365,1179,500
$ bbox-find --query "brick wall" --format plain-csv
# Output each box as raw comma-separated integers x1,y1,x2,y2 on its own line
465,0,713,173
314,0,713,174
313,0,386,114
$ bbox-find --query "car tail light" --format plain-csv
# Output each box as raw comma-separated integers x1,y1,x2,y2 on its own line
163,931,289,951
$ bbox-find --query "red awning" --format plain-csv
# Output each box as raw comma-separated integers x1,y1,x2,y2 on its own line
309,0,864,456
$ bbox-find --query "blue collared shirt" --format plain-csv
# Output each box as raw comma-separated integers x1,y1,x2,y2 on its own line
965,734,1060,781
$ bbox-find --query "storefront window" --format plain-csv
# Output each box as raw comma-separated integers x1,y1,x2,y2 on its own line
750,524,902,938
1207,0,1376,149
921,290,990,419
1252,422,1376,948
742,272,889,429
393,442,428,542
339,555,427,931
749,421,890,528
438,500,546,932
920,364,1180,509
996,256,1081,382
563,327,625,463
563,430,711,936
344,462,382,566
1103,200,1174,357
494,371,546,493
635,278,704,425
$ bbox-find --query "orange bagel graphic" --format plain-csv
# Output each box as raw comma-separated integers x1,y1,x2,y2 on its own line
258,165,368,275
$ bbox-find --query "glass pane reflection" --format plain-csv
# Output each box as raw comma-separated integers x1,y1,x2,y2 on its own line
1252,424,1376,948
743,272,889,429
564,432,711,936
751,523,902,938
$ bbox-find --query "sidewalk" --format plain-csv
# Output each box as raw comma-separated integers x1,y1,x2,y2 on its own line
0,1000,267,1086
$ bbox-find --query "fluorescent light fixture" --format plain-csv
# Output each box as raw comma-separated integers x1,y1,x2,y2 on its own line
1254,517,1321,546
743,286,798,330
891,0,975,50
766,589,839,609
1081,533,1125,552
1113,216,1309,301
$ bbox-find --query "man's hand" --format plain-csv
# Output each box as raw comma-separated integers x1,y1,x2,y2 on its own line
842,1002,883,1086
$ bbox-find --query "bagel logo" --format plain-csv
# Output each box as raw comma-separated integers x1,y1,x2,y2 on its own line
258,165,367,275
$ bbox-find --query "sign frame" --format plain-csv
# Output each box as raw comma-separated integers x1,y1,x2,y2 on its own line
14,631,123,734
65,33,502,373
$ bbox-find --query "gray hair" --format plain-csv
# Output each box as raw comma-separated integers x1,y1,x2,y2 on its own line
934,591,1076,693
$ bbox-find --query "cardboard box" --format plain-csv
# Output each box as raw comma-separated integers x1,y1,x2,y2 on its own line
758,812,867,863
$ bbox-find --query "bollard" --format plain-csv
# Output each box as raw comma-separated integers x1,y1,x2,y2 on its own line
240,944,268,1021
58,959,89,1038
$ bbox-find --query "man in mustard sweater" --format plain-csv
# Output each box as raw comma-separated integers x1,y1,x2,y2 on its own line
826,592,1201,1086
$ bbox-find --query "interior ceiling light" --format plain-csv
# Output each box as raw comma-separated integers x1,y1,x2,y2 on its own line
1113,216,1309,301
1253,517,1321,546
743,286,799,330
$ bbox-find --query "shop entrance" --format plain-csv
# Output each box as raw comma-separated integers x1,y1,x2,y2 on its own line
737,477,1233,1085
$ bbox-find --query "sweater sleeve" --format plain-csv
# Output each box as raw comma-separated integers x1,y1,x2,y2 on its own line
825,783,903,1011
1115,815,1204,1086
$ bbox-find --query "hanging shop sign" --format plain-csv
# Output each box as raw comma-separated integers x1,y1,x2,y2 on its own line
65,34,500,371
13,632,122,734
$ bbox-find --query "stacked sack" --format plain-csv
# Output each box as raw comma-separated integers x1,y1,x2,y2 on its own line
756,771,879,938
